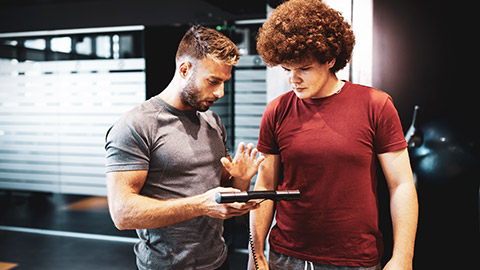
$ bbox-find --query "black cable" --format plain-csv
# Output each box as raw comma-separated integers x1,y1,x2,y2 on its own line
244,214,259,270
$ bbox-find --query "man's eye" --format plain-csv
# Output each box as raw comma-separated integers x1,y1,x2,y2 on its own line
208,80,220,85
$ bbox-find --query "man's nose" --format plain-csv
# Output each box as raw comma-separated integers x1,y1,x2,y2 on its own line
213,84,224,99
288,70,302,85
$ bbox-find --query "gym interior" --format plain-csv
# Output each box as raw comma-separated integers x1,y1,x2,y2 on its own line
0,0,478,269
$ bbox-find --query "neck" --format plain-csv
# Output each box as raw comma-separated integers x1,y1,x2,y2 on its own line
313,73,343,99
158,77,192,111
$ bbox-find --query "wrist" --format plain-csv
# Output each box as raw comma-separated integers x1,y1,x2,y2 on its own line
390,252,413,268
231,177,252,191
191,192,209,216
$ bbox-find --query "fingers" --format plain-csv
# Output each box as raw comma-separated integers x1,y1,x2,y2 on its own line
220,157,232,170
236,142,257,158
245,143,254,156
255,154,266,166
211,186,241,193
235,142,246,156
221,202,260,219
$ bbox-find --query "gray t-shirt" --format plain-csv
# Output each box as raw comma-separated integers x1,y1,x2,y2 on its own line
105,96,228,269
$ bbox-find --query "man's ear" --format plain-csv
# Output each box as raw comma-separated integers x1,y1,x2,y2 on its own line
178,61,192,79
327,58,336,69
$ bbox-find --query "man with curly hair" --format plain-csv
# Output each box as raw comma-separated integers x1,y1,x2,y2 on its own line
250,1,418,269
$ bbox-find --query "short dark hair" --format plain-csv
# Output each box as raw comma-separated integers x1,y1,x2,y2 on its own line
176,25,240,66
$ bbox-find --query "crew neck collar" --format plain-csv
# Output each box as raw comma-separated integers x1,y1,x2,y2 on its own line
301,80,350,104
154,96,198,116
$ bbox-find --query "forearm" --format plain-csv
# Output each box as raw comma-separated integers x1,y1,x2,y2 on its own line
248,153,280,269
248,180,276,270
390,181,418,262
378,148,419,269
110,191,204,230
250,199,275,252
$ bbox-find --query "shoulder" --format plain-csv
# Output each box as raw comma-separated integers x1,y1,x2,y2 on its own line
107,97,164,140
125,97,164,123
265,91,296,114
345,81,392,108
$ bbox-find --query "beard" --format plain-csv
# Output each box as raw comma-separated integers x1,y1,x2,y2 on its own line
181,78,207,112
181,75,211,112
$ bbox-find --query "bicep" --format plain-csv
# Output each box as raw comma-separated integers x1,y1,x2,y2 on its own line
254,153,281,190
106,170,148,197
377,148,414,191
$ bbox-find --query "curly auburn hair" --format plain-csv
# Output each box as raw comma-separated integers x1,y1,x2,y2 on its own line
257,0,355,73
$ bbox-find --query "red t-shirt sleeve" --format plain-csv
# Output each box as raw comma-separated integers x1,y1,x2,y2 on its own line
257,98,281,154
373,96,408,153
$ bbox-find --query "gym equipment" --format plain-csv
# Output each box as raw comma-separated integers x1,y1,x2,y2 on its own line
215,190,300,203
409,120,476,183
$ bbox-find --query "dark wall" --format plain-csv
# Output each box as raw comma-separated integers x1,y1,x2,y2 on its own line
373,0,478,268
373,0,477,137
144,26,188,99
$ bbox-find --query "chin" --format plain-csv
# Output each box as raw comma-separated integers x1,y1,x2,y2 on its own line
293,90,312,100
196,106,210,112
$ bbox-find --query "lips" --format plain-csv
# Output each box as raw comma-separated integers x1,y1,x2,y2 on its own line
205,98,218,107
206,100,215,106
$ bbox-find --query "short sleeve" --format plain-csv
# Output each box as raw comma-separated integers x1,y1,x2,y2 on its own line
374,96,408,154
104,116,151,173
257,101,280,154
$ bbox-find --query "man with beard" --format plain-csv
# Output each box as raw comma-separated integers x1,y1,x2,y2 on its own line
105,25,264,270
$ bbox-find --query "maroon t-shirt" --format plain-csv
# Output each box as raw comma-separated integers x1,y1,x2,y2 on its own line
257,81,407,267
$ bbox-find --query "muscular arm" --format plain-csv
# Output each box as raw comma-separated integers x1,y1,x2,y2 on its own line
248,153,281,270
106,170,258,230
378,148,419,269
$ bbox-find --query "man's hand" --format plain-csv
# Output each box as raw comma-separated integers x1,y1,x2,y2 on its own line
199,187,259,219
220,142,265,182
383,256,412,270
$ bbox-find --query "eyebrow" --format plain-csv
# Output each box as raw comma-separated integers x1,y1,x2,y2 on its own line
209,75,231,82
282,63,313,70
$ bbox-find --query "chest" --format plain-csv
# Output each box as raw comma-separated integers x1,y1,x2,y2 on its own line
276,101,376,166
154,116,226,169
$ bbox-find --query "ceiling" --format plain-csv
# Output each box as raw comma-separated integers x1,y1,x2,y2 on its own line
0,0,267,33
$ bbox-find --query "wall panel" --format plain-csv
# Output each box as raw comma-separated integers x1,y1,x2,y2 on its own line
0,58,145,195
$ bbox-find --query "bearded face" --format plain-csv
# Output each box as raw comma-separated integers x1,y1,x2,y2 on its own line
178,57,232,112
180,72,211,112
180,66,224,112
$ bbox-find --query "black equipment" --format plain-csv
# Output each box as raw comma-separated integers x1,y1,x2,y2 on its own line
215,190,301,203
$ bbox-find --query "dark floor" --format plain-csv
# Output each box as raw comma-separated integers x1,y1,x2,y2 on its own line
0,191,250,269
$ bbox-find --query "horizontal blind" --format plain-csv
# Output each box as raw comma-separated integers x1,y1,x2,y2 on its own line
0,58,146,195
234,56,267,188
234,55,267,148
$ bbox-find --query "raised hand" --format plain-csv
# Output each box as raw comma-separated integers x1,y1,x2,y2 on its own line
220,142,265,182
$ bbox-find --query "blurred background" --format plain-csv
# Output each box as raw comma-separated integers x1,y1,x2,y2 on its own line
0,0,477,269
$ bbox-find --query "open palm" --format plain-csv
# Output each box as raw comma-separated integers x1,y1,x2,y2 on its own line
220,142,265,181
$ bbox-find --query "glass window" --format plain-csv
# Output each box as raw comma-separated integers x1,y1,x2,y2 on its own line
96,35,111,58
75,36,92,55
24,39,46,50
51,37,72,53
